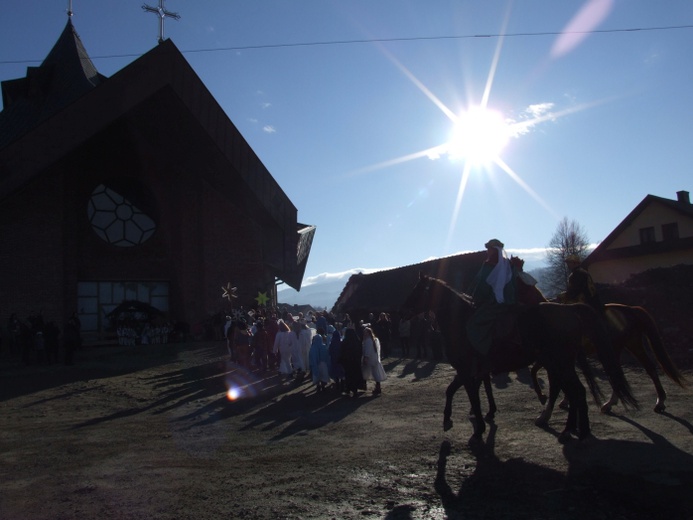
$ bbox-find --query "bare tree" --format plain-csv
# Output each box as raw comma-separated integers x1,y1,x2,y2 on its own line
544,217,591,297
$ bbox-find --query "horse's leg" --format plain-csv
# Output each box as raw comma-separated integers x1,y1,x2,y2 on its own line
464,378,486,439
600,388,620,414
599,336,625,413
483,374,497,419
530,362,547,405
626,336,668,413
444,373,464,431
535,370,560,427
560,372,590,442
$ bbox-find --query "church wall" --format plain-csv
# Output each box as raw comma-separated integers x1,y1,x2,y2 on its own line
200,181,267,316
0,41,296,340
57,117,273,331
0,170,66,329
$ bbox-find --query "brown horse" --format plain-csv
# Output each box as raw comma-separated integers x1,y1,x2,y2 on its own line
401,273,638,442
513,260,686,415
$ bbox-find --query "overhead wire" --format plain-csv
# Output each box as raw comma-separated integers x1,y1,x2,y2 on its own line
1,23,692,65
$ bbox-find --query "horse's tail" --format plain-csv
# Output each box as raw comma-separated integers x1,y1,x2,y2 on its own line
575,304,640,410
575,348,604,406
630,306,687,388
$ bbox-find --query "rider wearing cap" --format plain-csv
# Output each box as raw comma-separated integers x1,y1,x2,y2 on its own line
558,254,603,314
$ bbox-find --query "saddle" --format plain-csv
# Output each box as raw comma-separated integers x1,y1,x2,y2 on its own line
487,307,534,374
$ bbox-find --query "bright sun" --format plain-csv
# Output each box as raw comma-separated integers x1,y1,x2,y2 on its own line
447,106,510,165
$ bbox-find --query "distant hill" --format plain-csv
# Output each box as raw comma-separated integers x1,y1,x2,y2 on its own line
277,278,346,310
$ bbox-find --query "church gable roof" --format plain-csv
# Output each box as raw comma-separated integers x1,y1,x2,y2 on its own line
0,19,106,149
0,27,313,291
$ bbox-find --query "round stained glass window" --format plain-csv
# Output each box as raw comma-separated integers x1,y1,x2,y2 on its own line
87,182,157,247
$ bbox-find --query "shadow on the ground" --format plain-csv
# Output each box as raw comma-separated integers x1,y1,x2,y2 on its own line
391,358,438,381
237,386,374,441
54,342,382,436
431,414,693,520
0,342,191,401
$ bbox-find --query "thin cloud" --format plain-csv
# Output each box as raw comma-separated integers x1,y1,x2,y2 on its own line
525,103,555,119
263,125,276,134
508,102,556,136
551,0,615,58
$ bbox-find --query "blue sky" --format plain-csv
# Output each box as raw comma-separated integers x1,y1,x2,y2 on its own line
2,1,693,303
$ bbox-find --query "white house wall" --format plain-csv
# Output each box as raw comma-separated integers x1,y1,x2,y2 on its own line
609,201,693,249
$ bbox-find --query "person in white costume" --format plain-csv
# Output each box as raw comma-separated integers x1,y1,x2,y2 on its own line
361,326,387,396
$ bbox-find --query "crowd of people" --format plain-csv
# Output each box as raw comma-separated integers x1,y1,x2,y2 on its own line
222,309,394,397
3,311,81,366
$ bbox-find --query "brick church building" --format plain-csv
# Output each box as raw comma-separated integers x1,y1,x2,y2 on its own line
0,16,314,339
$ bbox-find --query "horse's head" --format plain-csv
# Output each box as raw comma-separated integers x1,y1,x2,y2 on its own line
401,272,437,317
510,255,525,271
401,272,474,317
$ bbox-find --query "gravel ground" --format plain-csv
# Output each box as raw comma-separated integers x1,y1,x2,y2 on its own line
1,341,692,519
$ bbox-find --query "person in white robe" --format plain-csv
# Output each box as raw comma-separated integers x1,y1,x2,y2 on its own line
361,327,387,396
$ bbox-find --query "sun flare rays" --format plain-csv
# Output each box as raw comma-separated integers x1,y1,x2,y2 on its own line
342,7,608,255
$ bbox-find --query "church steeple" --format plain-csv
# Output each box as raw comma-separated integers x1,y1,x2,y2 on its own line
0,18,107,149
41,18,104,89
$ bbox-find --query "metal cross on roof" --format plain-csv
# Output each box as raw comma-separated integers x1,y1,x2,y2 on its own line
67,0,73,17
142,0,180,44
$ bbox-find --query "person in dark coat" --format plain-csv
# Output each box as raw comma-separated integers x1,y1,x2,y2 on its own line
252,320,273,371
327,327,346,393
339,328,364,398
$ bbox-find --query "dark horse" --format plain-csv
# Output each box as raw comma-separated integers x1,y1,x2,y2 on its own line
516,278,687,414
401,273,638,441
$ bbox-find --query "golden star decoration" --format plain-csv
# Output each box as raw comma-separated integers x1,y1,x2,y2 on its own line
222,282,238,301
254,291,270,306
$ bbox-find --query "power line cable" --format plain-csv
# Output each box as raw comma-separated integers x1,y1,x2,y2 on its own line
1,23,692,65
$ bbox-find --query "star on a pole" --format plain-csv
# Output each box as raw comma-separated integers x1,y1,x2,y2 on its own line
254,291,270,307
222,282,238,301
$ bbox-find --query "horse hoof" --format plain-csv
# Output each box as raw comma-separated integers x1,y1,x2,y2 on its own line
557,430,574,444
600,403,613,414
558,401,569,411
535,415,548,427
539,395,547,405
578,433,595,444
468,433,483,445
443,419,454,431
654,402,666,413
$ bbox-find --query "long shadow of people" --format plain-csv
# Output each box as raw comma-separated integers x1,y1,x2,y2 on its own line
396,358,437,381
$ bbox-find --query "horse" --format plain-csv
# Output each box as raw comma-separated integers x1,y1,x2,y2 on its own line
516,277,687,414
401,273,638,442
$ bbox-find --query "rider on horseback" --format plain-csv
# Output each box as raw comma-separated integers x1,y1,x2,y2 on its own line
466,238,517,359
557,254,604,316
